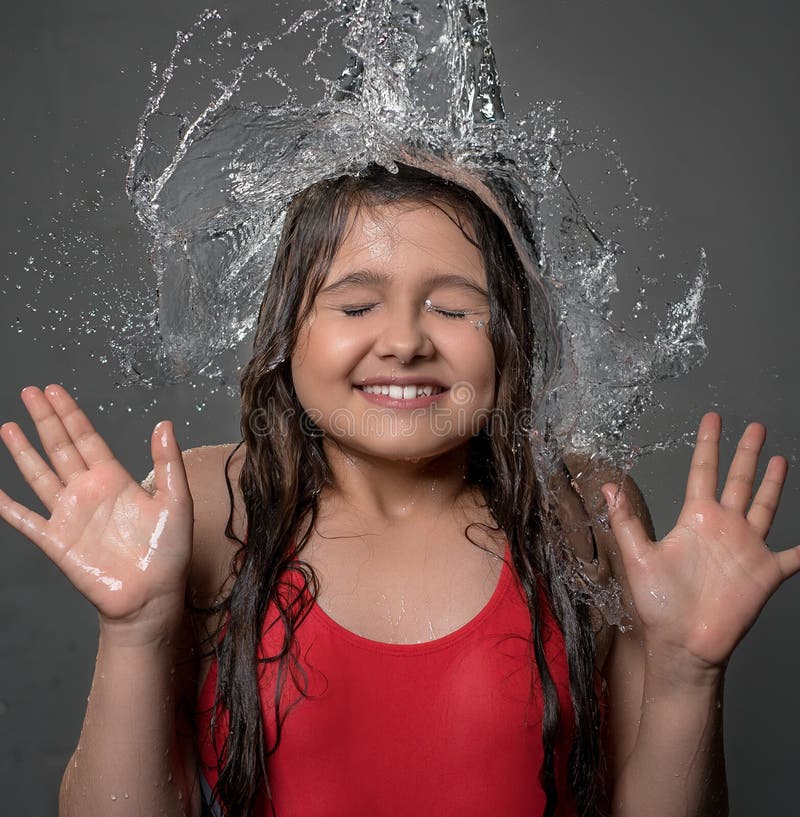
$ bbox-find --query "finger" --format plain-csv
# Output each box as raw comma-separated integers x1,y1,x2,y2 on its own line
774,543,800,582
601,482,654,567
151,421,191,503
0,422,64,512
746,455,788,539
0,485,54,555
20,386,89,485
685,412,721,502
42,384,116,468
719,422,766,513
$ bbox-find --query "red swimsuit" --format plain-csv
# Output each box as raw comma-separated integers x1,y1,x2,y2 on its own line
197,542,576,816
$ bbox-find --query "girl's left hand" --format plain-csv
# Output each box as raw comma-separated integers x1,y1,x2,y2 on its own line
602,411,796,681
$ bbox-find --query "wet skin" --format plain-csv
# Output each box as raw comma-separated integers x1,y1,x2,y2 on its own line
0,203,795,817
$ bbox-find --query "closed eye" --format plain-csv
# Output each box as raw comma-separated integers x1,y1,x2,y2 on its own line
341,305,375,317
432,308,470,319
341,305,471,319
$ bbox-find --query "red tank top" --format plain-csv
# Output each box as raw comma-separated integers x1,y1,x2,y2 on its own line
196,542,577,816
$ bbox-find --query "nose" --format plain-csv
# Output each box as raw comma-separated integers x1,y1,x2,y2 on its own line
372,304,434,364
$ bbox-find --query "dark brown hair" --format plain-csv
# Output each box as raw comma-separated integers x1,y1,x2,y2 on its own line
201,162,603,816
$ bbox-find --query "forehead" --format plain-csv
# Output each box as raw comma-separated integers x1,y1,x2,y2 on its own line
328,201,485,280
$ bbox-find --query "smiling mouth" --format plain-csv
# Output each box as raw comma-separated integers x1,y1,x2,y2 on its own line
356,384,448,399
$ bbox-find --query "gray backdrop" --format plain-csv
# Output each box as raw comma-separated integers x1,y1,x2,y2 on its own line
1,1,798,814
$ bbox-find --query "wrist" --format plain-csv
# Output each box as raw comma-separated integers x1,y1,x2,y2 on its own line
643,646,726,691
98,607,184,650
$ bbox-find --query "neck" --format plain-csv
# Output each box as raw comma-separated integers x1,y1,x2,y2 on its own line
319,438,483,527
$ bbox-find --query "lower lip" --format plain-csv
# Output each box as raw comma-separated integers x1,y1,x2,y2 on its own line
355,387,449,409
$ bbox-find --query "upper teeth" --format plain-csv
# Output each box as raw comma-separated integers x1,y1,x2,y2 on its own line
360,384,444,398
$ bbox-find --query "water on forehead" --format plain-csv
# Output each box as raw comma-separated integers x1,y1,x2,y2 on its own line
332,203,482,272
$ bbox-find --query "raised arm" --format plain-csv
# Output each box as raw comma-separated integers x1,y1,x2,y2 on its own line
564,447,727,817
569,413,793,817
0,385,198,817
562,451,677,811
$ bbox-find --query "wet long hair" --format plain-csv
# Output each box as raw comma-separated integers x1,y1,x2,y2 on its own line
201,163,603,816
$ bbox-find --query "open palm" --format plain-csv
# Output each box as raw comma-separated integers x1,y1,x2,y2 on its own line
603,412,794,673
0,385,193,636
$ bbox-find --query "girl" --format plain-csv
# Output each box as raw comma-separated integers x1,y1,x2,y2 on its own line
0,163,794,817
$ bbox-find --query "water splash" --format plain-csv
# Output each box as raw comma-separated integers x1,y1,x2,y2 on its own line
123,1,706,460
112,1,709,620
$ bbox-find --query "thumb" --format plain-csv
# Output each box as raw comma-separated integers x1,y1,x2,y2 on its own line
601,482,654,567
150,421,191,502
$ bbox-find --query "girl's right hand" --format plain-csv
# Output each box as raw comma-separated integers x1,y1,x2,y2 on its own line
0,385,194,644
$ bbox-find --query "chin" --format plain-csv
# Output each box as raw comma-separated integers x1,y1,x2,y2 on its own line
347,437,470,461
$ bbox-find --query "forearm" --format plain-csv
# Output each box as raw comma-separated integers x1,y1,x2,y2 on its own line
610,666,728,817
59,622,195,817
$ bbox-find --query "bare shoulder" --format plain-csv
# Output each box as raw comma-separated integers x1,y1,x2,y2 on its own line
561,453,655,539
141,442,246,604
180,443,247,607
138,442,247,794
564,454,655,670
560,451,656,635
561,452,656,777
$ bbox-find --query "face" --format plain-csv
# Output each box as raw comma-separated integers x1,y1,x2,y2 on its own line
290,201,496,463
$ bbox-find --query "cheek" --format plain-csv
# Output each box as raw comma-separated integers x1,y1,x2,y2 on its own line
290,320,318,409
290,319,364,390
324,328,368,362
474,341,497,409
290,323,310,383
457,331,495,386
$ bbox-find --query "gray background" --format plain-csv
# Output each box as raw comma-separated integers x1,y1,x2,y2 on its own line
1,1,798,814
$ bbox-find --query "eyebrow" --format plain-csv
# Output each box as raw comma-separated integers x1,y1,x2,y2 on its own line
319,269,489,299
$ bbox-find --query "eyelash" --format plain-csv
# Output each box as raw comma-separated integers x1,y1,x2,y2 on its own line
341,305,469,319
